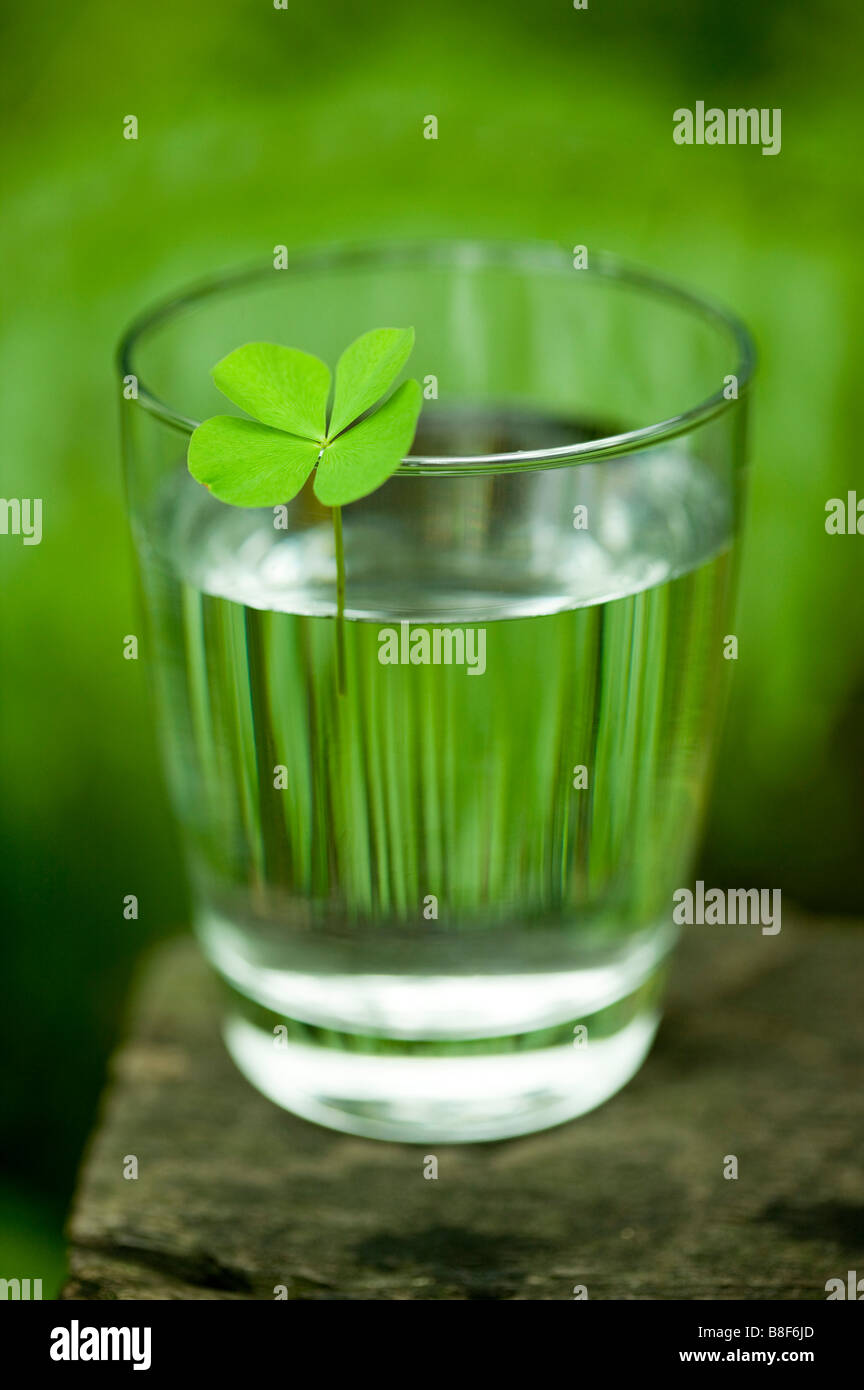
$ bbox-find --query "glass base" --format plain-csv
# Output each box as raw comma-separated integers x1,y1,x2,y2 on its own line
220,978,663,1144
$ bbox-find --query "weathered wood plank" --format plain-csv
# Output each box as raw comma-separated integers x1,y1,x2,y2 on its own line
63,918,864,1300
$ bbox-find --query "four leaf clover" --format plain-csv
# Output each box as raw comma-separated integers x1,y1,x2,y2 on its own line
187,325,423,696
187,327,422,508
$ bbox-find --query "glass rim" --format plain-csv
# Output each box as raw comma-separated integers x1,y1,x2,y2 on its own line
117,237,756,475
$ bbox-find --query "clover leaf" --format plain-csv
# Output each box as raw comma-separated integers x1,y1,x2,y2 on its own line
212,342,330,439
187,418,321,508
187,326,420,507
313,379,422,506
328,327,415,438
187,326,423,693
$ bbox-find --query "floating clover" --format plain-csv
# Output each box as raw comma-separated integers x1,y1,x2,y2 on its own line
187,327,423,694
187,327,421,507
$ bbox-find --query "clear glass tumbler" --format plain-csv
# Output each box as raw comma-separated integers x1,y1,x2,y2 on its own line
119,240,754,1141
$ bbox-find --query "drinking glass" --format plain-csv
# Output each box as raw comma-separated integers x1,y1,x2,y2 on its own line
119,240,754,1141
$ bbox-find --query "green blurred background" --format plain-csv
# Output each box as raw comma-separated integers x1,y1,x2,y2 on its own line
0,0,861,1292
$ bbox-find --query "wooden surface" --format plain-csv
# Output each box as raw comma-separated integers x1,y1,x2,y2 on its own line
63,917,864,1300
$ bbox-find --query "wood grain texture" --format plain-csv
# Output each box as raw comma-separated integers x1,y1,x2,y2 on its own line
63,918,864,1300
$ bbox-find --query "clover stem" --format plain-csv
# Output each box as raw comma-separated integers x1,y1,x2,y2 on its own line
332,505,347,696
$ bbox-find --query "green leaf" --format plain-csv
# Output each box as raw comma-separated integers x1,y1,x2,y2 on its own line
188,416,320,507
212,342,330,440
327,327,415,438
314,379,422,506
